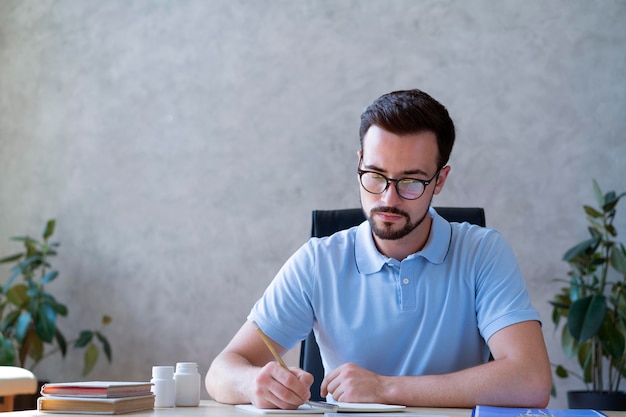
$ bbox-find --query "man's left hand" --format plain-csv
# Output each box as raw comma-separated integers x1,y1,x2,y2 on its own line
320,362,387,403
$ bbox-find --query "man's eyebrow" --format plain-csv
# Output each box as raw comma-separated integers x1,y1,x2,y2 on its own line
362,163,430,177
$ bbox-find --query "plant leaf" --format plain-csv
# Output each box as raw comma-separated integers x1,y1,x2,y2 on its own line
15,312,32,342
568,295,607,342
35,303,57,343
593,179,604,208
74,331,93,348
577,341,593,383
24,329,43,365
551,306,562,327
0,253,24,264
561,324,578,358
584,205,603,219
44,296,68,316
17,255,43,273
569,275,583,302
43,219,56,240
563,237,601,262
555,364,569,378
610,245,626,275
54,328,68,357
96,332,112,362
599,320,625,360
605,223,617,236
0,335,16,365
604,199,619,213
10,236,39,245
41,270,59,285
603,190,620,210
6,284,29,307
614,281,626,321
0,310,20,334
82,343,98,376
101,315,112,326
3,268,23,292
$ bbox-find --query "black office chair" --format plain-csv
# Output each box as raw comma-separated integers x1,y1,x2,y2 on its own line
299,206,486,401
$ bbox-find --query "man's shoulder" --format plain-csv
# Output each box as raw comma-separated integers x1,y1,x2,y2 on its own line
309,223,361,248
446,222,512,260
449,221,501,242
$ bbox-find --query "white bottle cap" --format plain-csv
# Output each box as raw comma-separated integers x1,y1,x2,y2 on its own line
152,365,174,378
175,362,198,372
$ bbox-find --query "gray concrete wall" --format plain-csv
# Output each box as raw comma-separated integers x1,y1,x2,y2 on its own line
1,0,625,408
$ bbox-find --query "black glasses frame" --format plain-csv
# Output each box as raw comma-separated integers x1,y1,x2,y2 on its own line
357,166,440,200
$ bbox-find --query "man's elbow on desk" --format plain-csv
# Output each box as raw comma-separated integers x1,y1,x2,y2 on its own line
205,361,233,404
205,353,252,405
506,363,552,408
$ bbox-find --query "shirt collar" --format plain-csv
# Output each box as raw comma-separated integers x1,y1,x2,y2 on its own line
355,207,452,274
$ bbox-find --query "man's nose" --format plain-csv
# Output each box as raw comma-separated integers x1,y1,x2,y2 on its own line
380,182,403,205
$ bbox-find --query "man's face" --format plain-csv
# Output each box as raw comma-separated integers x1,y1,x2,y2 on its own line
358,125,449,242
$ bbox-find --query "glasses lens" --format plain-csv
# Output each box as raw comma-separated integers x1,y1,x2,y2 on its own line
397,179,425,199
360,172,387,194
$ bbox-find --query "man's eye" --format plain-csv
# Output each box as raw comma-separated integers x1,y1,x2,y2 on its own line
400,178,419,185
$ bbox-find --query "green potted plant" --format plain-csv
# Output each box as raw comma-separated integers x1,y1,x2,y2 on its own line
0,219,113,406
550,180,626,409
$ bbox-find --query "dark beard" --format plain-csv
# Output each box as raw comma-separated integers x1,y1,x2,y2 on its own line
368,206,430,240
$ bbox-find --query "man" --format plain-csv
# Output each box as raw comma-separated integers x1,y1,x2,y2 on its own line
206,89,551,409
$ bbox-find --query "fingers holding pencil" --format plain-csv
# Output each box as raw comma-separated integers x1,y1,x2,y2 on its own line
251,321,314,409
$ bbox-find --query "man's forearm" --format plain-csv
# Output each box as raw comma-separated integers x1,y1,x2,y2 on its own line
206,352,257,404
381,359,551,408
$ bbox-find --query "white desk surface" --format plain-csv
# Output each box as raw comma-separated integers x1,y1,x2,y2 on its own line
4,400,626,417
3,400,473,417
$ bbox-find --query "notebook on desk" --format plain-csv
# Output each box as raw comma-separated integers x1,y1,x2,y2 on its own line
236,400,406,414
472,406,607,417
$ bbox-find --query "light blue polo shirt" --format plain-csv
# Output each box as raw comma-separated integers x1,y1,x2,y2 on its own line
249,207,539,377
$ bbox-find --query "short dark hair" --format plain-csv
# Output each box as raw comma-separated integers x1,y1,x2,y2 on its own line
359,89,455,170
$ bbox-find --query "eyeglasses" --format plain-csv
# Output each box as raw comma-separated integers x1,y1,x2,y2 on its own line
358,164,440,200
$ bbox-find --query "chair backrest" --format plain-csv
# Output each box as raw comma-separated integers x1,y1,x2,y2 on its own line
299,206,486,400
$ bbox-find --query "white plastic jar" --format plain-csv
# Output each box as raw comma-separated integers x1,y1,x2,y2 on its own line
151,365,175,408
174,362,201,406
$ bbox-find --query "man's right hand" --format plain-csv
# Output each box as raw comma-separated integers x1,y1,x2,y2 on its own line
251,362,314,410
206,320,314,408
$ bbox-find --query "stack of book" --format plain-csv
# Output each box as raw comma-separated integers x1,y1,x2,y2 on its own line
37,381,154,414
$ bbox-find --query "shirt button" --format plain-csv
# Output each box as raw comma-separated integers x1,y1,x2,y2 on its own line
402,278,409,285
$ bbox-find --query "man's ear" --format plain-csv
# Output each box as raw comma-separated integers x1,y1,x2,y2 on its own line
434,165,451,195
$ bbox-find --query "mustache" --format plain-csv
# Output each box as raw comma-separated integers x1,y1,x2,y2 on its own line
370,206,410,218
